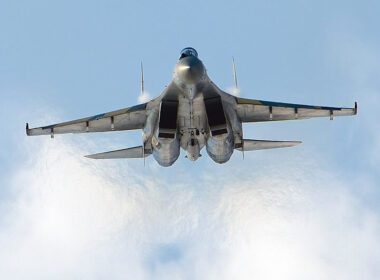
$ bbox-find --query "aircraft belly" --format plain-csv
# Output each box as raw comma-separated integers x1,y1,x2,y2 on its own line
177,94,208,152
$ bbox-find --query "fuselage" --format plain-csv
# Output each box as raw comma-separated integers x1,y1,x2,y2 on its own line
144,48,242,166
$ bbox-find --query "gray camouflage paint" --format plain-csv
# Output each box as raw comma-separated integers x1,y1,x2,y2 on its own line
26,48,357,166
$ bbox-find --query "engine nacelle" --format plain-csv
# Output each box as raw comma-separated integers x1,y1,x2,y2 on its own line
206,129,234,164
152,135,180,167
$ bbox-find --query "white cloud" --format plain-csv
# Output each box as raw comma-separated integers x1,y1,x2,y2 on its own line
0,135,378,280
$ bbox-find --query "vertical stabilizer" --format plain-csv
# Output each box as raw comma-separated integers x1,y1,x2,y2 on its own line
140,61,144,95
232,57,238,89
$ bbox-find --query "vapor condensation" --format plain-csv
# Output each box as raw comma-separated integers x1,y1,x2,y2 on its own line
138,91,152,103
227,86,241,96
0,136,378,280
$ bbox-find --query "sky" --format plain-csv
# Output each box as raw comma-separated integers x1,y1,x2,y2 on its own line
0,0,379,279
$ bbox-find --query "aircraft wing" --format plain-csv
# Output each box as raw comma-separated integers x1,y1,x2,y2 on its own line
26,103,147,137
235,97,357,122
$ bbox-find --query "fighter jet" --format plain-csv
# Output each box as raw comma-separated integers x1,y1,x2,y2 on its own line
26,47,357,166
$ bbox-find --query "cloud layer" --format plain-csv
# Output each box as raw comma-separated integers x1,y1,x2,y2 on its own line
0,135,378,280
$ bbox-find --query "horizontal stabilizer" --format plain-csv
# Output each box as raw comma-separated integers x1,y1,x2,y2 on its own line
85,146,151,159
237,139,302,151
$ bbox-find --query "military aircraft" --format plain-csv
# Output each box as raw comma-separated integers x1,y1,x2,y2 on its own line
26,47,357,166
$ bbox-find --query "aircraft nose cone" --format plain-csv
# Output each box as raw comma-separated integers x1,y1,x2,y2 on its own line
176,56,205,84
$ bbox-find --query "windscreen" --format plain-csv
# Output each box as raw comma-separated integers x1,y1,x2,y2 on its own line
180,47,198,59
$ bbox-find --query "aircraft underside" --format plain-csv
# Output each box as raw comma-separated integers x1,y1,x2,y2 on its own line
148,87,236,166
26,47,357,167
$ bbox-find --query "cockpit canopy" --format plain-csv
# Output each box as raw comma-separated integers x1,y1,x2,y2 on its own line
180,47,198,59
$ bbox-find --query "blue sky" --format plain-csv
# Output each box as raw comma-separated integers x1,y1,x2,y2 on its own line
0,1,379,279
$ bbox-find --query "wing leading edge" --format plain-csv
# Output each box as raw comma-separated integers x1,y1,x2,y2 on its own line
235,97,357,122
26,103,147,137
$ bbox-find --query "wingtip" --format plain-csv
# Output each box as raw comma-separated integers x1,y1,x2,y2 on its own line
291,141,302,147
354,101,358,115
26,123,30,136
